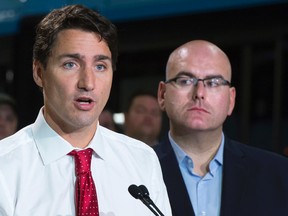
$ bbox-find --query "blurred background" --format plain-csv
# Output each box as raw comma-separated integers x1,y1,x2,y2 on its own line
0,0,287,154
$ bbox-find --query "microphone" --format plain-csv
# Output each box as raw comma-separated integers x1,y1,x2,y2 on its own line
128,184,165,216
128,184,159,215
138,185,165,216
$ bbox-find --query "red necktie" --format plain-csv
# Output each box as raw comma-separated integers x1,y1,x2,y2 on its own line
69,148,99,216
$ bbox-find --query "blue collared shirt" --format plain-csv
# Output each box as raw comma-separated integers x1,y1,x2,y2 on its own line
169,132,224,216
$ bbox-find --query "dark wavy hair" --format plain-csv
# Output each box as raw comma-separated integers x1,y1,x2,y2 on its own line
33,4,118,71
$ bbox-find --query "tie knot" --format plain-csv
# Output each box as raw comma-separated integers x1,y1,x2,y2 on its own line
69,148,93,175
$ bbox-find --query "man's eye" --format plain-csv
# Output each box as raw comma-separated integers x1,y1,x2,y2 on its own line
134,107,146,114
176,78,191,86
63,62,76,69
207,78,221,87
95,64,106,71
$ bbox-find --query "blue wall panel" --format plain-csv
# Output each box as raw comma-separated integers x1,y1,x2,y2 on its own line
0,0,286,35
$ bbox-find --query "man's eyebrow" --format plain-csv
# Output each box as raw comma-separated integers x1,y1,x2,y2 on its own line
57,54,111,62
94,55,111,62
204,74,225,79
58,53,81,60
175,71,225,79
175,71,195,77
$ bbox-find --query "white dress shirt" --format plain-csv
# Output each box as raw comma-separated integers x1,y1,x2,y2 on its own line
0,109,172,216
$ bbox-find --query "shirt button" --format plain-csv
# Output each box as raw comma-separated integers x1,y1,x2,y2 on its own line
201,211,206,216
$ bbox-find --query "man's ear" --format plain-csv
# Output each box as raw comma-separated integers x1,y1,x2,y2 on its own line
228,86,236,116
32,60,44,88
157,81,166,111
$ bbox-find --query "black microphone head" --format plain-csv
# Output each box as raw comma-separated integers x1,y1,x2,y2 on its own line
130,184,164,216
128,184,143,200
138,185,149,197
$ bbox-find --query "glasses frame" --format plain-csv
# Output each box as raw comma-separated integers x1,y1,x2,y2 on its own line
164,76,231,88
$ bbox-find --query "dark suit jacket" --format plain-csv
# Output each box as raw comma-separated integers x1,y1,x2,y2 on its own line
154,135,288,216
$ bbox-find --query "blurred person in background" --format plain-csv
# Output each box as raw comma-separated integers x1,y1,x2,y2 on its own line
0,93,18,140
124,90,162,147
99,108,117,131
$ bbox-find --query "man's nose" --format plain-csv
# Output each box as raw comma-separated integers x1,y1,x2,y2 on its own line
78,67,95,91
192,80,206,100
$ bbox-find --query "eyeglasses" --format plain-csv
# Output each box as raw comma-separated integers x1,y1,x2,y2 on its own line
165,76,231,89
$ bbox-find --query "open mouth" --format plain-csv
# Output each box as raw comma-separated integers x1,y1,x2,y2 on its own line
77,98,93,104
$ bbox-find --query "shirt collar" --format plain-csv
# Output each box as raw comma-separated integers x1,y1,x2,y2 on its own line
169,132,224,173
32,108,106,165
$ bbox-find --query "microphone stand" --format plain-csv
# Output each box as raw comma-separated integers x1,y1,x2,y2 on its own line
139,185,165,216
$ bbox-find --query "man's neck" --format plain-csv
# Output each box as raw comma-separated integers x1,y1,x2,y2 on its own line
52,122,97,149
171,129,223,176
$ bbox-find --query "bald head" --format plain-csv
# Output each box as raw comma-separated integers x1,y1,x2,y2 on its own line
166,40,232,81
158,39,236,138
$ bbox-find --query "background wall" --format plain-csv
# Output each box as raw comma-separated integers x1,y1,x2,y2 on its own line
0,0,286,35
0,1,287,155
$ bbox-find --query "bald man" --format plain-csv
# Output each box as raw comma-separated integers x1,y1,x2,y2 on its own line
154,40,288,216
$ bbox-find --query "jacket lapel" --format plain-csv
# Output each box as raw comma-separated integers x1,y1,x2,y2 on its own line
155,138,195,216
220,138,249,216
